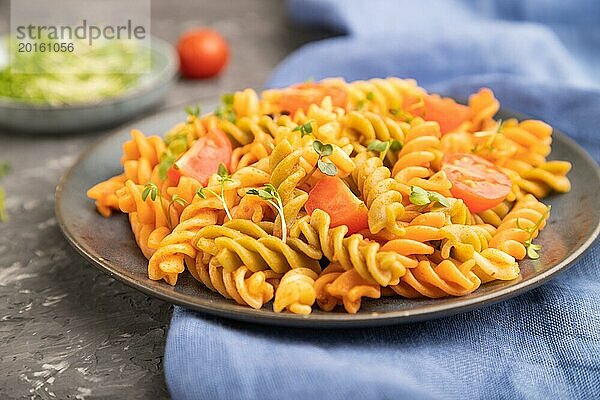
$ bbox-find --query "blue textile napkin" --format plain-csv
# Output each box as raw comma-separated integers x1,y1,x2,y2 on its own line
165,1,600,398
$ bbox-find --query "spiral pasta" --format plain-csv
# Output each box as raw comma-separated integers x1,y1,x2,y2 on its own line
192,259,278,310
88,77,571,314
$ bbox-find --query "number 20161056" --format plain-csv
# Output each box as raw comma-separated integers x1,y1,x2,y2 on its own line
18,42,75,53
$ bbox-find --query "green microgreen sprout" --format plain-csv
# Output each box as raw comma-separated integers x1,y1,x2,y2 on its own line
516,205,551,260
247,183,287,242
185,104,201,120
159,108,198,180
298,140,338,187
367,139,403,161
0,162,10,223
214,93,236,123
158,154,178,181
292,120,314,137
142,182,159,202
408,185,450,208
167,194,189,223
312,140,337,175
389,108,414,122
472,119,504,154
356,91,375,110
194,163,233,221
142,182,169,228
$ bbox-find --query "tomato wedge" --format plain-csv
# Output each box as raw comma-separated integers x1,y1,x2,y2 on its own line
278,82,348,115
174,128,232,186
305,176,369,234
442,153,512,213
419,94,472,134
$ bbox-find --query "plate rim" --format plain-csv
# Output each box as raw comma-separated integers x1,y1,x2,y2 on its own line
54,104,600,328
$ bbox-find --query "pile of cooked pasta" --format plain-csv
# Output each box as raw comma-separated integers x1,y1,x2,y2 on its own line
88,77,572,314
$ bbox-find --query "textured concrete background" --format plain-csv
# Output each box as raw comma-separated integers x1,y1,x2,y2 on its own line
0,1,328,398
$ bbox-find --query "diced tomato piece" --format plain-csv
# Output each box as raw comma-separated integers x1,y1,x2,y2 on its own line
442,153,512,213
166,166,181,186
279,83,348,115
420,94,472,134
305,176,369,234
174,128,232,186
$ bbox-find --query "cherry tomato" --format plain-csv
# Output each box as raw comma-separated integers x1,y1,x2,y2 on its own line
278,83,348,115
417,94,472,134
177,29,229,79
174,129,232,186
442,153,512,213
305,176,369,234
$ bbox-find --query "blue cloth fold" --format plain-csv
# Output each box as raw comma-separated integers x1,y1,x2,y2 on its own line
165,1,600,398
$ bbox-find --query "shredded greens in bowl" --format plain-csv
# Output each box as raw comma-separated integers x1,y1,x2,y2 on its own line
0,38,150,106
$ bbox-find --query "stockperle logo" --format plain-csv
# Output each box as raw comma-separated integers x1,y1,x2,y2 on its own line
9,0,151,74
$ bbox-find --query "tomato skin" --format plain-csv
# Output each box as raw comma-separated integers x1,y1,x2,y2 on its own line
167,167,181,186
420,94,472,134
442,153,512,213
177,29,229,79
175,129,232,186
279,83,348,115
305,176,369,234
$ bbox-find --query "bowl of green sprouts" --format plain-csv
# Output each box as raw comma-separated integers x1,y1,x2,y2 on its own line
0,36,178,133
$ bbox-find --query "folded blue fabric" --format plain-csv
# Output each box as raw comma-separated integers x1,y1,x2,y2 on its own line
165,1,600,399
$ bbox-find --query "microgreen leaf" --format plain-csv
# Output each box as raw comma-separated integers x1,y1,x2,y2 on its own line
247,184,287,242
312,140,333,157
496,119,504,133
222,93,234,106
521,205,551,259
389,108,414,122
312,140,324,155
158,155,176,181
367,140,388,153
366,91,375,101
171,194,189,207
408,186,450,208
185,104,201,118
526,241,542,260
264,183,278,195
408,186,430,206
142,182,158,202
195,187,207,199
389,140,402,151
293,121,313,137
367,139,403,160
218,163,228,179
317,160,337,176
215,93,236,123
428,192,450,208
320,143,333,157
257,189,274,199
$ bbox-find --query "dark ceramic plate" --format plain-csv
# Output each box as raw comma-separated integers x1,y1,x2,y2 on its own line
55,105,600,328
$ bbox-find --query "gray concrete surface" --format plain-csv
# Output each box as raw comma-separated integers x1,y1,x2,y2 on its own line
0,1,329,398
